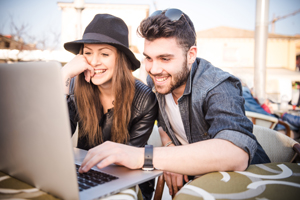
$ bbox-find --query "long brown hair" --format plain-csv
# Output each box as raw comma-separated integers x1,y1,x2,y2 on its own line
74,49,135,146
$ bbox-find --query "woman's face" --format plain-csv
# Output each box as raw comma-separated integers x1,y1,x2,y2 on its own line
83,43,117,87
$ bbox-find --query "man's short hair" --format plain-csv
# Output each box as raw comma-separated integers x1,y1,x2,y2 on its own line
137,9,196,54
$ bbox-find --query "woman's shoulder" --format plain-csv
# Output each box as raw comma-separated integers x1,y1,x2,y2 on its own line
134,79,153,94
133,79,157,111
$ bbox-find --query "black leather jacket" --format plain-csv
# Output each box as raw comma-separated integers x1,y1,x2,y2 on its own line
67,78,158,150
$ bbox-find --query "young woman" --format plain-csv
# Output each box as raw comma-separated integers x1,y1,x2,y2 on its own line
62,14,158,200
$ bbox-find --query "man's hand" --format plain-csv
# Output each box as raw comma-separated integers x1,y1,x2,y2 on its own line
164,171,189,197
158,127,172,146
78,141,144,173
158,127,188,196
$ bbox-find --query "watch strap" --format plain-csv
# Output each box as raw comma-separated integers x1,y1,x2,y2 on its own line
142,145,154,170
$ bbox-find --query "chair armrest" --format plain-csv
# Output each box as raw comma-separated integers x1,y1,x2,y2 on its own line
277,120,291,137
153,175,165,200
293,143,300,157
245,111,278,129
246,111,278,122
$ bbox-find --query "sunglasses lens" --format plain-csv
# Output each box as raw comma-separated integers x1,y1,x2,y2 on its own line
165,9,183,21
148,8,196,45
150,10,163,17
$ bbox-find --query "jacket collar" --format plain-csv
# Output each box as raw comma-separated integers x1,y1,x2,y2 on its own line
182,58,200,96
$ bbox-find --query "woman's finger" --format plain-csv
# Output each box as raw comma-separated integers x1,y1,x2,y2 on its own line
79,145,105,172
84,70,90,83
97,154,118,169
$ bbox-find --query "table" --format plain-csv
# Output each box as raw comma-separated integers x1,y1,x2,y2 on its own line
0,171,142,200
174,162,300,200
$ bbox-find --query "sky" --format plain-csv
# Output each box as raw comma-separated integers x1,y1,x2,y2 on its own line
0,0,299,49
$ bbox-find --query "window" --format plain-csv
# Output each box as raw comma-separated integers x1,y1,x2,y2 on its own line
5,41,10,48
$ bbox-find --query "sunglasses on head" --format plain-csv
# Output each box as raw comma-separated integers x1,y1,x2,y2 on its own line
150,8,196,45
150,8,184,21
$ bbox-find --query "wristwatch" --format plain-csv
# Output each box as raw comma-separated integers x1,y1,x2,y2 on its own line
142,145,154,171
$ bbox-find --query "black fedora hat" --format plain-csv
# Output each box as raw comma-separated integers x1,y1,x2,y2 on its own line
64,14,140,71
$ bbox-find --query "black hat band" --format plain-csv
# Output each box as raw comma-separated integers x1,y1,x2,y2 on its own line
82,33,125,47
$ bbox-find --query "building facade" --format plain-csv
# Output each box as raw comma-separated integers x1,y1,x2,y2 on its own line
57,1,149,54
196,26,300,70
196,26,300,102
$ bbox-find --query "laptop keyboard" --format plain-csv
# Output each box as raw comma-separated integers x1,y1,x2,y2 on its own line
75,164,119,191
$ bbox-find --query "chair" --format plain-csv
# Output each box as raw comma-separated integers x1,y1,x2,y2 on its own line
246,111,291,137
246,111,277,129
253,125,300,162
147,125,165,200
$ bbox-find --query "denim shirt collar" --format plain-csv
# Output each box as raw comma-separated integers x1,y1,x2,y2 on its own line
183,58,200,96
148,58,201,145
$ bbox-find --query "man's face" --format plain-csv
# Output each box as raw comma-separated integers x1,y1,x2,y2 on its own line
143,37,190,95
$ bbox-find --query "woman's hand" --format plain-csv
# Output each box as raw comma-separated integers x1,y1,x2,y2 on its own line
61,55,95,93
78,141,144,173
62,54,95,81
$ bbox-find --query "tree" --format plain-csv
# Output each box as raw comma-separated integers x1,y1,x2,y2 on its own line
0,14,61,62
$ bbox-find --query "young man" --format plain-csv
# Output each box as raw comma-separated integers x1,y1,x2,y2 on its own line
79,8,270,197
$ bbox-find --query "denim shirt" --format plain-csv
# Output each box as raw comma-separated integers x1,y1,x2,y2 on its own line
147,58,270,165
282,113,300,130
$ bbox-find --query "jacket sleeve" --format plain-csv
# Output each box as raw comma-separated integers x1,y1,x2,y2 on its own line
203,77,257,163
67,77,78,136
282,113,300,128
128,89,158,147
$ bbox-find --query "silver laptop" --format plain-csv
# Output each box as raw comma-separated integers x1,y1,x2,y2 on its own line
0,61,162,200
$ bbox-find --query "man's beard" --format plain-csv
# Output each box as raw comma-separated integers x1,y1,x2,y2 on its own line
151,58,190,95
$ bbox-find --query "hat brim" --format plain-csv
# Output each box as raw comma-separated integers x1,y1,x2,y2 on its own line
64,39,140,71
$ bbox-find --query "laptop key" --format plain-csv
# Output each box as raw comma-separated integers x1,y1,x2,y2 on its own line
75,164,119,191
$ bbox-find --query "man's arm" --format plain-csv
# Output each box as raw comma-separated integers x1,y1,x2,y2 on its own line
78,138,248,175
153,138,248,175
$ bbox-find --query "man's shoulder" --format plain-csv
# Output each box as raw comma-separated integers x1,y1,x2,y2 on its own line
194,58,231,79
192,58,238,91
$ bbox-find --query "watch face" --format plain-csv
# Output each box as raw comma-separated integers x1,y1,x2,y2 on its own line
143,145,154,171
